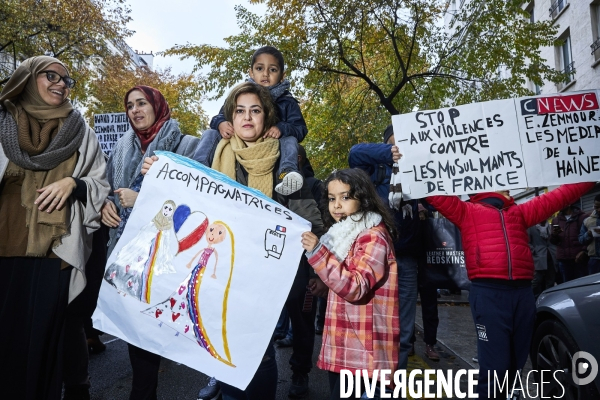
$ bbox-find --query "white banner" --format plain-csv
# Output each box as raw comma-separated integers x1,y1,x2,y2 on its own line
93,112,130,156
92,151,310,389
392,90,600,199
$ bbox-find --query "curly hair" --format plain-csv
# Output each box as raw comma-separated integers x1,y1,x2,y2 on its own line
223,82,278,134
321,168,397,240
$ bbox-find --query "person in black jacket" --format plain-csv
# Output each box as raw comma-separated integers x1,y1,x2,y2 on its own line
348,125,422,372
550,203,589,282
276,144,327,398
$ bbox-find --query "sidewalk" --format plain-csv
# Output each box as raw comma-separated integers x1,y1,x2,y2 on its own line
88,292,543,399
414,290,539,399
416,290,477,368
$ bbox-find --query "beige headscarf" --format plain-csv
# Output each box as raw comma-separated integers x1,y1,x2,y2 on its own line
0,56,79,257
0,56,73,121
152,200,176,231
212,135,280,198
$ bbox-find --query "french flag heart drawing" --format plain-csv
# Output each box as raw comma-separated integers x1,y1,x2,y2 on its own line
173,205,209,254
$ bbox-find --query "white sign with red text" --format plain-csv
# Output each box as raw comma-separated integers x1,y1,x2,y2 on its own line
392,90,600,199
517,92,600,187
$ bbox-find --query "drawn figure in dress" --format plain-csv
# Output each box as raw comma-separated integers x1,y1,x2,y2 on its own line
104,200,178,303
142,221,237,367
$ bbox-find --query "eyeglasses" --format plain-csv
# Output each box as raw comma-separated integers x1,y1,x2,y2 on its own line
39,70,76,89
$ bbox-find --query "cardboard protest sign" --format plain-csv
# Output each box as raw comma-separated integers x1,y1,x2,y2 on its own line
517,91,600,186
92,151,310,389
93,112,130,156
392,90,600,199
392,101,527,198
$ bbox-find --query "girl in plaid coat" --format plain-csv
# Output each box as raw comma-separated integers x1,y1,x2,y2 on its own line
302,168,399,399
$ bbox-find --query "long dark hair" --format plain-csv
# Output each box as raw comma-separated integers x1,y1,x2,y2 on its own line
321,168,397,239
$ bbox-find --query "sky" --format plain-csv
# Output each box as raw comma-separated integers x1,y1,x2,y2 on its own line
124,0,265,118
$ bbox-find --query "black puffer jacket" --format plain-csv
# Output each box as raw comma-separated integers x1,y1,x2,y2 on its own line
550,209,589,260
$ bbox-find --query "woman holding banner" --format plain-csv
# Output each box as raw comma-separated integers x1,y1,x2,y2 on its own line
142,82,325,400
0,56,109,399
101,85,201,400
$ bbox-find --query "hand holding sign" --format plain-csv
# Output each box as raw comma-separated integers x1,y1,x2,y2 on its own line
392,90,600,199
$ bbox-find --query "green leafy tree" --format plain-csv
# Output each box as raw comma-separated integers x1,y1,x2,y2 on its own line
85,54,208,136
164,0,565,176
0,0,133,105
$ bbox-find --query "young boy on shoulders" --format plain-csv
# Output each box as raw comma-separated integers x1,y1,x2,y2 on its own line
196,45,307,196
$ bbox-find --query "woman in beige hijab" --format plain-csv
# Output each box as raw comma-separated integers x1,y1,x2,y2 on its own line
0,56,109,400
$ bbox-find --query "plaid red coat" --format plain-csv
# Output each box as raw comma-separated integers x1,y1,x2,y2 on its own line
307,221,399,375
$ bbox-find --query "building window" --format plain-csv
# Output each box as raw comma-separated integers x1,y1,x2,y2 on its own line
591,3,600,60
528,79,542,95
528,68,542,95
526,2,535,23
557,35,575,88
549,0,568,19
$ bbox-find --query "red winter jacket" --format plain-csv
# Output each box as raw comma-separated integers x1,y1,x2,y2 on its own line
427,182,595,280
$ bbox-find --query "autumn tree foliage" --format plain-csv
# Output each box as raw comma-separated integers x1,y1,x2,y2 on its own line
166,0,565,176
0,0,133,104
85,55,208,136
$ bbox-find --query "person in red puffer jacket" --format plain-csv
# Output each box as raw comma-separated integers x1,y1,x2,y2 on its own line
426,182,595,399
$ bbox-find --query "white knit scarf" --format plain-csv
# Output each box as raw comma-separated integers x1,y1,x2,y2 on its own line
320,211,382,262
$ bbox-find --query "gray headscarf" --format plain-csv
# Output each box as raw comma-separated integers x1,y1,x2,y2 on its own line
106,118,184,254
107,118,183,192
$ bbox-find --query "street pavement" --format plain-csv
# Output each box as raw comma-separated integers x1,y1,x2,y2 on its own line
86,290,536,399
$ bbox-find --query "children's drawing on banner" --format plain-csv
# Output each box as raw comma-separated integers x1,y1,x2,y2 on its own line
142,222,236,367
265,225,286,259
104,200,178,302
104,201,209,303
93,152,311,390
173,205,209,254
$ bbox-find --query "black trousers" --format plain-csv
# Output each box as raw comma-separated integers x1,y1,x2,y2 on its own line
284,257,317,375
62,316,90,400
469,281,535,399
0,258,70,400
532,251,556,298
532,268,556,298
418,285,439,345
413,256,439,346
128,344,161,400
63,225,109,399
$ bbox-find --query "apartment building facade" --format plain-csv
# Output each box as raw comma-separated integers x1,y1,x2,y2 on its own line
526,0,600,208
525,0,600,95
445,0,600,207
